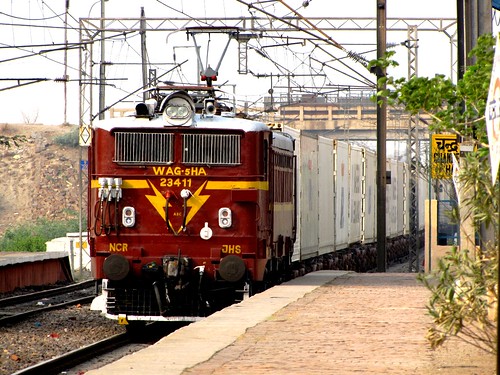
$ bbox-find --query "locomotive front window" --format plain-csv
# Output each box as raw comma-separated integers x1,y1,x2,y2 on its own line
114,132,174,164
182,134,241,165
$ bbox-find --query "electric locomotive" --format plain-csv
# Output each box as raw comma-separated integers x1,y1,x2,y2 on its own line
89,86,296,323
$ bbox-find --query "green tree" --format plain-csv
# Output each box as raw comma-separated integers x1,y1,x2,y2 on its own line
369,34,498,352
0,218,80,252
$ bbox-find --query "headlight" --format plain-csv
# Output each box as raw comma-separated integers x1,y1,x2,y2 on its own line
218,207,232,228
122,206,136,227
166,104,189,119
161,91,195,126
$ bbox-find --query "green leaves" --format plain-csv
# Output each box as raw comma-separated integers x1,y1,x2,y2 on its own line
371,33,498,353
371,34,495,145
418,244,497,352
0,218,81,252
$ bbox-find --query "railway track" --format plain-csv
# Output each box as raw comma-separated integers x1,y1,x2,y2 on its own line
12,331,130,375
0,279,99,326
12,322,188,375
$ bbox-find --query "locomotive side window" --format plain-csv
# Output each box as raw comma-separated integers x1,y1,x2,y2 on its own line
114,132,174,164
273,151,294,203
263,139,268,177
182,134,241,165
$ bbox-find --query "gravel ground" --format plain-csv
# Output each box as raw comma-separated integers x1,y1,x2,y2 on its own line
0,304,126,375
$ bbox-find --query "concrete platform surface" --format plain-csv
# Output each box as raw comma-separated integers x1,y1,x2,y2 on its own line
0,251,68,267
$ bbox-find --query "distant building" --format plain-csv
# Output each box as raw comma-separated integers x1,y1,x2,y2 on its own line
263,92,429,143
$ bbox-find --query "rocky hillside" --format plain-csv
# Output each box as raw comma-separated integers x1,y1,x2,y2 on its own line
0,124,81,237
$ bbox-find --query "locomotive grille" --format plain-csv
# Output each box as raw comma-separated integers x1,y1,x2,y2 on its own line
106,288,161,316
182,134,241,165
114,132,174,164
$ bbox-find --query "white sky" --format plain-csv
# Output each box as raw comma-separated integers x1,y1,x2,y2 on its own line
0,0,479,125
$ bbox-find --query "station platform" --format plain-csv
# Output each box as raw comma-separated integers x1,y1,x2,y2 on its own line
0,251,72,293
85,271,495,375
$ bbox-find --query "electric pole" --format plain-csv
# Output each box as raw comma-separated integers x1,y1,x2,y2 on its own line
376,0,387,272
99,0,106,120
140,7,148,102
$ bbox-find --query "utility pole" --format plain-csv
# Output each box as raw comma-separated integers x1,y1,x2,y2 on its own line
457,0,465,80
99,0,106,120
376,0,387,272
140,7,148,102
459,0,492,69
63,0,69,125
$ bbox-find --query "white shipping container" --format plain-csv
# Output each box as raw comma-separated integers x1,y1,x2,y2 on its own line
349,146,363,244
318,136,335,255
386,160,398,238
396,161,406,236
334,141,349,250
363,149,377,244
298,133,319,259
284,127,302,262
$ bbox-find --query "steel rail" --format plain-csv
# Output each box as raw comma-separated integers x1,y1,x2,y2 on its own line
0,295,95,326
0,279,98,307
12,332,131,375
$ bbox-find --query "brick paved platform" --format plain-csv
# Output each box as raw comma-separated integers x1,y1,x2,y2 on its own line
86,271,495,375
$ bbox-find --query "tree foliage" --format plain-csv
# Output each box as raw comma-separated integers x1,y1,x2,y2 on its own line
419,154,498,353
370,34,498,352
370,34,495,146
0,218,80,252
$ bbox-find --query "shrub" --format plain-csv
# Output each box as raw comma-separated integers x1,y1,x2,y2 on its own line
53,126,80,148
0,218,81,252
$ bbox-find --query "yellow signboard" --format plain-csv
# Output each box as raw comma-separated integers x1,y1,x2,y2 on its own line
79,125,92,147
431,134,459,179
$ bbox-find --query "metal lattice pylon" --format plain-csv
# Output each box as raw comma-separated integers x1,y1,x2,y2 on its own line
237,37,250,74
406,25,420,272
78,27,93,266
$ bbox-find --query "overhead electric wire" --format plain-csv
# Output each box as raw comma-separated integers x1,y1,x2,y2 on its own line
246,15,327,100
0,43,80,65
0,78,49,92
0,27,137,93
248,20,372,94
0,11,63,21
276,0,369,66
0,30,136,64
0,0,374,114
0,41,81,49
150,0,372,102
91,59,188,121
236,0,375,87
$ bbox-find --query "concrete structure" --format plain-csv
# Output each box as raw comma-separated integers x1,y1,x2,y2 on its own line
0,252,72,293
266,94,428,143
46,232,90,276
424,199,454,272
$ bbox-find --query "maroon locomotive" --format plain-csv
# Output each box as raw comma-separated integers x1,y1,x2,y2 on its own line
89,86,296,323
